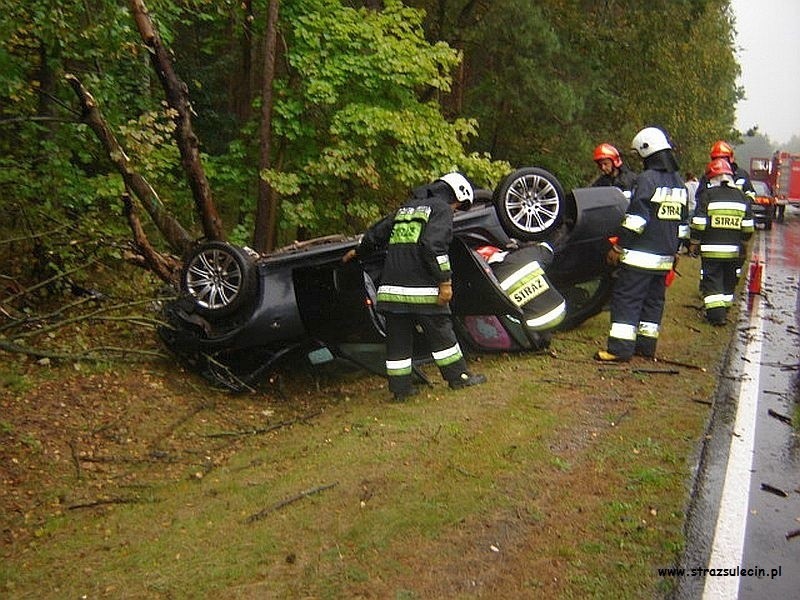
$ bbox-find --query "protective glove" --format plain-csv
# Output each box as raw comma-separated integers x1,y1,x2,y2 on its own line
342,248,358,263
688,242,700,258
605,245,623,267
437,280,453,305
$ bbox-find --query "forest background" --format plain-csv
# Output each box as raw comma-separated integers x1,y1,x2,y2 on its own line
3,3,800,596
2,0,800,355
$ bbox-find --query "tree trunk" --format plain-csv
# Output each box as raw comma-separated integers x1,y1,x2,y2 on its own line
66,74,193,255
128,0,226,242
122,192,181,285
253,0,281,253
231,0,255,122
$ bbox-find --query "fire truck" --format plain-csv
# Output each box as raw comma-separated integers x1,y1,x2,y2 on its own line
750,151,800,222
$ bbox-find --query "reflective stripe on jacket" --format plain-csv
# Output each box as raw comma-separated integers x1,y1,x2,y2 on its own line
485,243,566,331
617,170,688,272
357,182,454,314
690,182,753,260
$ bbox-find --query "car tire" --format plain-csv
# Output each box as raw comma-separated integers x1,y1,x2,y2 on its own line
181,241,257,319
493,167,565,241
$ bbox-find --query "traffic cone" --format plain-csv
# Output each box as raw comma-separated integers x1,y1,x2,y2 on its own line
748,255,762,295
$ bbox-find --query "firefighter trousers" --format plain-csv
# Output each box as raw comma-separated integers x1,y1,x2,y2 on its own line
607,266,667,359
700,257,738,324
383,312,468,395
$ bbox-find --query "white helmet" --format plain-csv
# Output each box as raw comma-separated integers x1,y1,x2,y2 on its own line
438,172,474,207
631,127,672,158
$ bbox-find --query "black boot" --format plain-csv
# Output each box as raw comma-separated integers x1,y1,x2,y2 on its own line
449,372,487,390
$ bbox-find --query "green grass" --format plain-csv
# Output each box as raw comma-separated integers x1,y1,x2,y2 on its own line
1,255,746,598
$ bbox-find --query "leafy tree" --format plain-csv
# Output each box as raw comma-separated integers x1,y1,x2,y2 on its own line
406,0,742,186
0,0,743,283
257,0,508,241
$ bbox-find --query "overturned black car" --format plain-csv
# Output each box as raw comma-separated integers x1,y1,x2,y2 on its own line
158,168,628,391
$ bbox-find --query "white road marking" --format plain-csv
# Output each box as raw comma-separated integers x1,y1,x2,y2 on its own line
702,257,765,600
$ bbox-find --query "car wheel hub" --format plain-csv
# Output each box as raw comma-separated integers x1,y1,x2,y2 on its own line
506,176,559,233
186,250,242,309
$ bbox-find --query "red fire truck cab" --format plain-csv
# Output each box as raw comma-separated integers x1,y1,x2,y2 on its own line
750,151,800,222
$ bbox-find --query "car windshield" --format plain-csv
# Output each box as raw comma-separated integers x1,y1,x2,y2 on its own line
752,180,771,196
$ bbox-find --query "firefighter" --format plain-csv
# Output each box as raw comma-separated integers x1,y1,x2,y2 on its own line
595,127,689,362
696,140,756,199
591,143,637,195
695,140,755,281
342,173,486,401
689,159,754,326
475,242,567,340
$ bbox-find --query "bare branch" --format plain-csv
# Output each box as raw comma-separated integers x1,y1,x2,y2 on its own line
245,482,339,523
65,73,193,254
122,191,181,286
129,0,226,242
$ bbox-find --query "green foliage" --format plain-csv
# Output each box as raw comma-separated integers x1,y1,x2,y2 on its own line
0,0,747,270
269,0,508,236
409,0,742,187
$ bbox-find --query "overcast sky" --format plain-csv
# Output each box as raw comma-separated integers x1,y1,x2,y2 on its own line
731,0,800,145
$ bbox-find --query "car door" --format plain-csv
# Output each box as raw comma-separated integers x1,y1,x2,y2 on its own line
448,237,545,352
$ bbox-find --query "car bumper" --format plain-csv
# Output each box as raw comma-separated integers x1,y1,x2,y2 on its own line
751,204,775,222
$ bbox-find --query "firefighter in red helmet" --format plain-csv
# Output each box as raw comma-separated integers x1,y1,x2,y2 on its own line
474,242,566,341
591,143,637,195
689,158,754,325
695,140,756,280
697,140,756,201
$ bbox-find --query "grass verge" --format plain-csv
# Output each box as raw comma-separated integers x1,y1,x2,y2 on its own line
1,255,738,599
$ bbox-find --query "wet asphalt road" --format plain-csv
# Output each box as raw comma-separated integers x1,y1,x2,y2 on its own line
675,205,800,600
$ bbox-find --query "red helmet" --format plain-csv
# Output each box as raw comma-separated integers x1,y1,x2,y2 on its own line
705,158,733,179
593,143,622,168
710,140,734,160
476,245,502,261
476,245,508,264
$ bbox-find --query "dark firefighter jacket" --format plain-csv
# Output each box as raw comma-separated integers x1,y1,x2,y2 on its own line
617,162,689,272
690,181,754,259
591,163,638,193
355,182,455,315
697,162,756,201
484,243,566,331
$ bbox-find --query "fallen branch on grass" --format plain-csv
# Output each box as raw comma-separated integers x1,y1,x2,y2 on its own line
652,357,707,372
632,367,680,375
68,496,150,510
203,411,322,438
245,482,339,523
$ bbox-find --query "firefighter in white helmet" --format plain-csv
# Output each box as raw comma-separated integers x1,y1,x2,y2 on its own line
343,173,486,401
595,127,689,362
